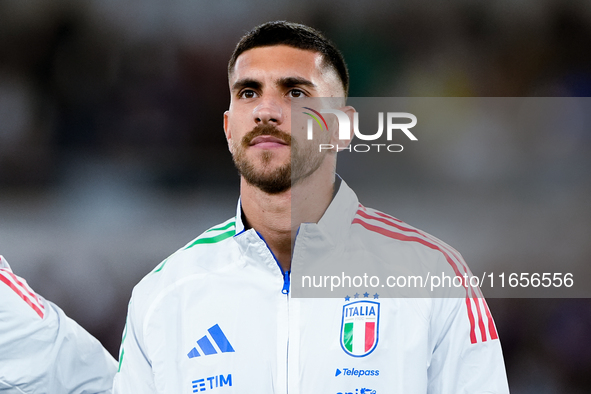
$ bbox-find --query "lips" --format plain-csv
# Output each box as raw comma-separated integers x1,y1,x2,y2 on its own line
249,135,289,147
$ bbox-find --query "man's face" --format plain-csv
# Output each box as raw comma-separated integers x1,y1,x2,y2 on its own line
224,45,344,194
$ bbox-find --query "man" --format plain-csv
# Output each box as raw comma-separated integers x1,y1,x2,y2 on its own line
0,255,117,393
114,21,509,393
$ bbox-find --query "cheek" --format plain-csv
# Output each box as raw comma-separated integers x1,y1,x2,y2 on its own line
226,118,241,141
229,131,242,151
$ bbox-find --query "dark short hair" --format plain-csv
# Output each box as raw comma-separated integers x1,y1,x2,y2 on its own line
228,21,349,96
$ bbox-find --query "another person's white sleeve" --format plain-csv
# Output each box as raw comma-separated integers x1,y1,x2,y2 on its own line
0,256,117,393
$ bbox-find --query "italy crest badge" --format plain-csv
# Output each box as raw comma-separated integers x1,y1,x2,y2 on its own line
340,300,380,357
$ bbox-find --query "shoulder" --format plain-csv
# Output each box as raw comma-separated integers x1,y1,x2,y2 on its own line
127,217,238,311
151,217,237,273
152,216,237,274
0,264,47,321
350,204,468,274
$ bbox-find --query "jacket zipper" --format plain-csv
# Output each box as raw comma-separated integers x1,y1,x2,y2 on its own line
281,270,290,294
255,230,291,392
256,231,291,295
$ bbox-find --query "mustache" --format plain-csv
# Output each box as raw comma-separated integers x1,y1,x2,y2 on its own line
241,124,291,147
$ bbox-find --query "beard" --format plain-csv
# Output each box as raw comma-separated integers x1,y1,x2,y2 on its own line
231,123,328,194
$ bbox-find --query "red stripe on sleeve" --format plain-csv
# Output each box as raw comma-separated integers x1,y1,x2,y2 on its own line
0,270,45,319
352,216,479,344
481,296,499,340
4,270,44,308
465,298,478,344
472,296,488,342
357,207,496,344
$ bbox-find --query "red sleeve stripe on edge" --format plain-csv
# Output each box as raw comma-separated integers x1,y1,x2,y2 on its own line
0,269,45,319
369,208,498,341
356,205,498,342
353,205,498,343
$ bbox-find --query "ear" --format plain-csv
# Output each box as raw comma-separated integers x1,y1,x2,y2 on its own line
223,110,233,152
331,105,355,149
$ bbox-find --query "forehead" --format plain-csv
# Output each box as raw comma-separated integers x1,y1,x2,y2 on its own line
230,45,341,94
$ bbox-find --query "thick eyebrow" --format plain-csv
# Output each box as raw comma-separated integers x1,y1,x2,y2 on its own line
276,77,316,90
231,78,262,93
231,76,317,94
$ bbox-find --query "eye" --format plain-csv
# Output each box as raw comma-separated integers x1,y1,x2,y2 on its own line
288,89,306,98
239,89,258,99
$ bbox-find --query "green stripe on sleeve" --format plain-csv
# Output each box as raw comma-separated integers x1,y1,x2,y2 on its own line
152,221,236,274
117,349,125,372
184,230,235,250
153,259,168,273
117,323,128,372
206,221,235,233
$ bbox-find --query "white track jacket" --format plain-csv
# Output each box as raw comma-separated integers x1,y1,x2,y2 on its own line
114,179,509,394
0,256,117,393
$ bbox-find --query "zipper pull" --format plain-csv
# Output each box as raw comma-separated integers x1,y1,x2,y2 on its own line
282,270,290,295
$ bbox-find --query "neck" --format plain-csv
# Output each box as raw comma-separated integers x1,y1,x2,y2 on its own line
240,162,335,272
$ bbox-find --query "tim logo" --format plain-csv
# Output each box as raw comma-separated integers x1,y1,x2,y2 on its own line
303,108,417,141
337,389,376,394
191,374,232,392
340,301,380,357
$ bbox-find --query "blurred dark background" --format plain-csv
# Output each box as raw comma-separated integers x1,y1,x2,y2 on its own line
1,1,590,392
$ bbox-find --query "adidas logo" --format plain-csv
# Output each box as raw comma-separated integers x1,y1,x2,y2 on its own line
188,324,235,359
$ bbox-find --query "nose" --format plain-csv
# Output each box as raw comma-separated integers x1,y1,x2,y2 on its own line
253,96,284,125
